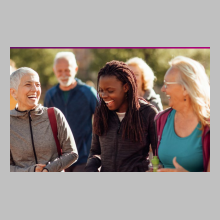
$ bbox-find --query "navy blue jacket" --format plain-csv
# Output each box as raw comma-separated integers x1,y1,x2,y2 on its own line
44,78,97,165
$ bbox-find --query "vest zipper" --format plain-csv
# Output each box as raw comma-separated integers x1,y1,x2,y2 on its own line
28,111,38,164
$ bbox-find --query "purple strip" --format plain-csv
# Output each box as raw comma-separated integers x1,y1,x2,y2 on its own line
10,47,210,49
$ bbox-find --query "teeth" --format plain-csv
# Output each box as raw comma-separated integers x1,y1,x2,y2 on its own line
105,100,114,104
28,96,36,98
166,95,171,99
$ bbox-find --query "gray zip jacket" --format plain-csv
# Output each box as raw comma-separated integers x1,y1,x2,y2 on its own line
10,104,78,172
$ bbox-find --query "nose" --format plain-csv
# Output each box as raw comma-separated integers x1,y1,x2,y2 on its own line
161,84,165,92
30,84,37,91
60,71,66,77
99,91,108,99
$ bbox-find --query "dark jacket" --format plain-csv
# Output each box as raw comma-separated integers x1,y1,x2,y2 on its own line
154,108,210,172
143,89,163,112
85,99,158,172
44,78,97,165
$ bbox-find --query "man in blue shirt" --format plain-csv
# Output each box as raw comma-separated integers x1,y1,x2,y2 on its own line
44,52,97,171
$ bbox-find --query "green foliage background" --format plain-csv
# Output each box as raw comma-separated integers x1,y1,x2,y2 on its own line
10,48,210,104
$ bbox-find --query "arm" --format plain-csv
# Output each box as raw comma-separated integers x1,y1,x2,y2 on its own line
44,108,78,172
207,159,210,172
158,157,188,172
10,151,45,172
85,133,101,172
10,152,35,172
158,157,211,172
90,87,97,125
148,106,158,156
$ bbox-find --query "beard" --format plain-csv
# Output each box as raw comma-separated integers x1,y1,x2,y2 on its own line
58,76,74,87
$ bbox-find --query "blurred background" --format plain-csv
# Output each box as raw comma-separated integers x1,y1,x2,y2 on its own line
10,48,210,110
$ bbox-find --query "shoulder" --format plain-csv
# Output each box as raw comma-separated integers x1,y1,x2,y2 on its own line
45,106,64,118
52,107,64,117
76,78,97,98
154,108,173,122
139,99,158,119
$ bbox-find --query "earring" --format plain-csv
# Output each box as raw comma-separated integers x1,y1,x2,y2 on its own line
184,97,186,101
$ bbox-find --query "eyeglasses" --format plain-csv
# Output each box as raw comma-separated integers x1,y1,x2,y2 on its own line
163,80,179,89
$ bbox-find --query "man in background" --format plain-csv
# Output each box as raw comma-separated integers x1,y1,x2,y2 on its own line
44,52,97,172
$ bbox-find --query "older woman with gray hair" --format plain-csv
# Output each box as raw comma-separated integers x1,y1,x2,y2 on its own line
10,67,78,172
126,57,163,111
155,56,210,172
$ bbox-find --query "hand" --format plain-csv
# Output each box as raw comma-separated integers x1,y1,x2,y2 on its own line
35,164,46,172
42,169,48,172
158,157,188,172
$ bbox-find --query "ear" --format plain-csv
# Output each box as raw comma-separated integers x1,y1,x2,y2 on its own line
75,66,78,73
10,88,17,101
182,86,188,96
123,83,129,93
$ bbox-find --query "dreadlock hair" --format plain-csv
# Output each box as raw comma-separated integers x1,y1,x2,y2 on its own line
93,60,145,143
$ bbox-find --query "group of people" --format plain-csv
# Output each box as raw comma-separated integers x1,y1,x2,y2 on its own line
10,51,210,172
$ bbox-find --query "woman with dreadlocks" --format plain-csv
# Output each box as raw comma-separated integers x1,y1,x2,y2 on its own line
85,60,158,172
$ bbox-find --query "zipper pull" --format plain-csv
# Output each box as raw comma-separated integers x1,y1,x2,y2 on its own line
28,111,32,121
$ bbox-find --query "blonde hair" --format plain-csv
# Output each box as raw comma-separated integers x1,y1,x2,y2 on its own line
126,57,156,90
169,56,210,130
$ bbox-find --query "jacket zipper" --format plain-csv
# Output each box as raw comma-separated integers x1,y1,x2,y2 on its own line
28,111,38,164
114,115,121,172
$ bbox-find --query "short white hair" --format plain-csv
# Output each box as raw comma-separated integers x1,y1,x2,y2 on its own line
10,67,39,90
126,57,156,90
53,52,77,68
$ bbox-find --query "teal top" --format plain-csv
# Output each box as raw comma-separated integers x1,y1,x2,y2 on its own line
62,91,70,104
158,110,203,172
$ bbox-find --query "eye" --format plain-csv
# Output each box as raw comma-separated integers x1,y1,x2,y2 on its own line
108,90,114,93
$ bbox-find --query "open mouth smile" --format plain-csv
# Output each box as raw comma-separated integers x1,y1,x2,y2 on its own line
104,100,114,106
28,95,37,100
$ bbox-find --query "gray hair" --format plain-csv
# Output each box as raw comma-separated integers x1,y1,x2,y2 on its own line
10,67,39,90
53,52,78,68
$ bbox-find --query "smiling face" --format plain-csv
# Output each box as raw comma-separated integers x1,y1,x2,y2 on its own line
161,67,187,110
53,58,78,90
98,75,129,113
10,73,41,111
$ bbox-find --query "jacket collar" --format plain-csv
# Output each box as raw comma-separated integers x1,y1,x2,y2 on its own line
10,104,44,117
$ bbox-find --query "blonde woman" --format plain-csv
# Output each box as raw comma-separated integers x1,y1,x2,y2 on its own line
155,56,210,172
126,57,163,111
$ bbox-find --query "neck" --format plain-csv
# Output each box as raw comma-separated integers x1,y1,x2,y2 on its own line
16,105,38,112
59,79,77,91
175,103,198,120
